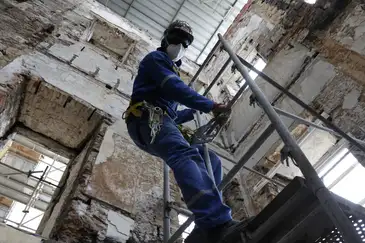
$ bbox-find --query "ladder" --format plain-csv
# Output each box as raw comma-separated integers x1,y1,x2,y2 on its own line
162,34,365,243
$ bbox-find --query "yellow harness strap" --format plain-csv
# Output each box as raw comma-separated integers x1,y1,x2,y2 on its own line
123,102,144,119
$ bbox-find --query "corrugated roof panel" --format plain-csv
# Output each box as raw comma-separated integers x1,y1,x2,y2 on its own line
98,0,248,64
150,0,177,18
112,0,129,10
196,0,247,62
104,0,127,17
175,12,212,41
183,1,220,26
179,5,217,34
132,1,171,27
126,8,164,39
187,0,225,22
173,13,209,49
161,0,181,10
200,1,228,18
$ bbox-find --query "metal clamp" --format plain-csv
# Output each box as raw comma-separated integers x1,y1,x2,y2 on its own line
280,146,298,167
191,113,229,144
249,94,259,108
231,63,237,74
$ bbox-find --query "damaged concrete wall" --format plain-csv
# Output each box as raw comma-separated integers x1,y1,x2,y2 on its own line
0,74,25,137
203,8,272,103
205,0,365,214
225,44,313,148
38,132,95,238
86,120,182,242
0,1,192,242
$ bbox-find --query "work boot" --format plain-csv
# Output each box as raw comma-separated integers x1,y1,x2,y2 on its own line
185,220,243,243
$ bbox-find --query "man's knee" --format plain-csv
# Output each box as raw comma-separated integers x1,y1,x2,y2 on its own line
208,150,221,168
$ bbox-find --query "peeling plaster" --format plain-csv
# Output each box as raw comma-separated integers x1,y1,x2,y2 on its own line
342,89,360,109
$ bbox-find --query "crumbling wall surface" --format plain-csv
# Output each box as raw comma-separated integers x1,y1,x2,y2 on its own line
203,9,271,102
0,1,251,242
0,74,25,137
334,4,365,56
86,120,182,243
312,73,365,167
203,0,365,213
254,0,352,59
231,57,337,213
310,1,365,89
38,133,95,238
224,44,312,147
0,0,79,68
0,1,184,242
223,178,251,220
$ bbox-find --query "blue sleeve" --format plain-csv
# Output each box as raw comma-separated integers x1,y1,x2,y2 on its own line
145,53,215,113
175,109,196,125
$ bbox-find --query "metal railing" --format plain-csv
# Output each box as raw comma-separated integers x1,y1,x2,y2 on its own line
163,34,364,243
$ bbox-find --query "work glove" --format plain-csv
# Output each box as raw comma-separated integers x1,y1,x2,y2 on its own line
212,103,231,126
212,103,231,115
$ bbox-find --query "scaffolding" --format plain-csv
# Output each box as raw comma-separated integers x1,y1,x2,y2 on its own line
0,137,66,232
162,34,365,243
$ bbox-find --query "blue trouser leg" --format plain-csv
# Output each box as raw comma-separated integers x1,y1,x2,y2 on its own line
127,115,232,229
193,145,222,186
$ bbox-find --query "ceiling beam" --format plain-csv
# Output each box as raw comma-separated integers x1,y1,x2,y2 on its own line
195,0,239,63
124,0,136,17
170,0,187,24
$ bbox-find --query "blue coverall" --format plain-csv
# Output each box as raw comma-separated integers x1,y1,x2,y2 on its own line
126,50,232,229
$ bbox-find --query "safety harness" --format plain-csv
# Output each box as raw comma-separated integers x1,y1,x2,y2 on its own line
123,61,183,144
123,101,165,144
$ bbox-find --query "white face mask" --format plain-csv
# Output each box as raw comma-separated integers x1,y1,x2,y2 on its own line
166,44,186,62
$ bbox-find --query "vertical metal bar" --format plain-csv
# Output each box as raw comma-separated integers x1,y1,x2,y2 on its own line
163,163,171,243
235,55,365,154
188,40,221,87
196,113,215,183
219,33,362,243
19,166,48,228
167,124,274,243
203,58,231,96
193,80,215,183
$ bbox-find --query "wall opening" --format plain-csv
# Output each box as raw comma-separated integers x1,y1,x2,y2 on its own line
318,147,365,207
0,134,70,233
0,73,104,234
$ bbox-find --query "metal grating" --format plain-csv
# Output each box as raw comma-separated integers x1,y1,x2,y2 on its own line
315,215,365,243
97,0,247,64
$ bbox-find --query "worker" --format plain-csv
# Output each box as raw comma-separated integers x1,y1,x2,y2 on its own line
125,20,240,243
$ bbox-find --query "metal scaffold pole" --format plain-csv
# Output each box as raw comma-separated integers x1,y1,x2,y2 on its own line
164,40,221,243
218,33,362,243
163,162,171,243
168,33,364,243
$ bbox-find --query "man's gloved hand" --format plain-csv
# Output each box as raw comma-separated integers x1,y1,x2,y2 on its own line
212,103,231,126
212,103,231,115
